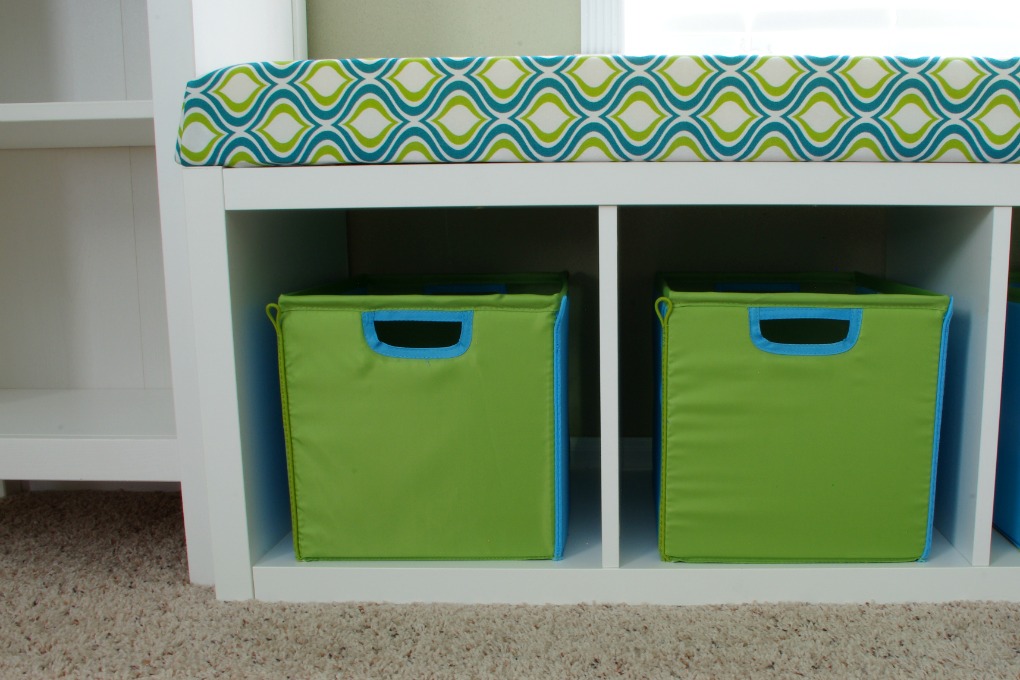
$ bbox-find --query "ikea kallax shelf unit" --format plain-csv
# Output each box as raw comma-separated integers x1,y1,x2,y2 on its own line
0,0,216,583
183,160,1020,604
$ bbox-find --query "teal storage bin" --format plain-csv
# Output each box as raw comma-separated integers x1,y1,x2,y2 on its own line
267,273,569,561
656,272,952,563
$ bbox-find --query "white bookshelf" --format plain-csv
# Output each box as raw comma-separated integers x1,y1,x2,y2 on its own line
0,1,169,477
182,161,1020,603
0,0,215,584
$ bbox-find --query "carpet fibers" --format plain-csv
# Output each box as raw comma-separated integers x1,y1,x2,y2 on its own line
2,491,1020,678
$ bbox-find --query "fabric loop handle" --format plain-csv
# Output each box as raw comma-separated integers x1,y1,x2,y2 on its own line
655,297,673,328
266,303,282,336
749,307,863,356
362,310,473,359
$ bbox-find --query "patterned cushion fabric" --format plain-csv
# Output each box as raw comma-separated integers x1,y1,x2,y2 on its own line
176,55,1020,167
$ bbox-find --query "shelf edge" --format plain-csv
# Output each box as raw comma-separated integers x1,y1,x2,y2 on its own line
0,100,155,149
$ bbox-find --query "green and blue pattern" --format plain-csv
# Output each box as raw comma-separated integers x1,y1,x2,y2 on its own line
176,55,1020,166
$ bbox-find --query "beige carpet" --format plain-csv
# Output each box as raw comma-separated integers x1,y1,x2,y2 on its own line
2,491,1020,679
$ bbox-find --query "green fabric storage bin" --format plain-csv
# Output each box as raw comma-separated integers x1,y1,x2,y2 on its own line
267,273,569,561
655,272,952,563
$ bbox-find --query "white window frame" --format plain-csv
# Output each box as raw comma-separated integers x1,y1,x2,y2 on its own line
581,0,623,54
584,0,1020,57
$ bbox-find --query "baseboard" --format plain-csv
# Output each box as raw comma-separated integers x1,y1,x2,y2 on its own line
26,481,182,493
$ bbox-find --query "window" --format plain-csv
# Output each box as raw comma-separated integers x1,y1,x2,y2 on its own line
583,0,1020,57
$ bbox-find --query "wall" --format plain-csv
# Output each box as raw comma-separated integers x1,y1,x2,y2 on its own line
306,0,580,58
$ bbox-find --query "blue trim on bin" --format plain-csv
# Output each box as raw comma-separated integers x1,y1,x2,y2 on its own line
654,299,668,512
361,310,473,359
749,307,863,356
995,300,1020,548
995,522,1020,549
921,297,953,561
553,296,570,560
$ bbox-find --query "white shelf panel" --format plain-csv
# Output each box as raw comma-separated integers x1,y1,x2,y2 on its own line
598,207,621,569
0,101,155,149
0,389,178,481
189,159,1017,602
222,162,1020,211
252,471,1020,605
254,548,1020,605
0,389,175,438
0,437,178,482
606,536,1020,605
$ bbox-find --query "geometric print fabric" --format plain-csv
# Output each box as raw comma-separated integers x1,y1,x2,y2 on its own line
176,55,1020,166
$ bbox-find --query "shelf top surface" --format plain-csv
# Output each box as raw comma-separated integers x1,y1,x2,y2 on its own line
208,161,1020,210
0,100,154,123
0,389,175,439
0,101,155,150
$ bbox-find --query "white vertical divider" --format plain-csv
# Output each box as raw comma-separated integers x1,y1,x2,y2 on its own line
191,0,304,75
960,207,1011,565
182,167,347,601
147,0,215,586
182,167,255,599
599,206,621,569
291,0,308,59
580,0,623,54
886,206,1012,566
159,0,306,587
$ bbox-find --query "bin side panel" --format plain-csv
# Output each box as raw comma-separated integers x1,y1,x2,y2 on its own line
995,300,1020,546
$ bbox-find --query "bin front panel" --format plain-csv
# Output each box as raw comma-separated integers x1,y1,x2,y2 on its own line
278,285,563,560
659,284,950,563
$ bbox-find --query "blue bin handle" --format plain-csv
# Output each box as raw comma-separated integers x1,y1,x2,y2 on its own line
362,310,473,359
749,307,862,356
